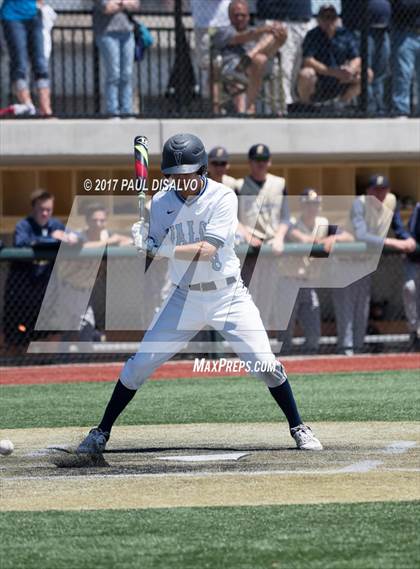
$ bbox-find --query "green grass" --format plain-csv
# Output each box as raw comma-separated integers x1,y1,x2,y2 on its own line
1,502,419,569
1,370,419,429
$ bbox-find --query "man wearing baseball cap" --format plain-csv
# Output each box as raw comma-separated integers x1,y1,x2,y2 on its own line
207,146,239,191
236,143,290,329
237,143,289,252
333,174,416,355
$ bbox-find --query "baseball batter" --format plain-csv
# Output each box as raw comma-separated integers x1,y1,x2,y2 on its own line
78,134,322,454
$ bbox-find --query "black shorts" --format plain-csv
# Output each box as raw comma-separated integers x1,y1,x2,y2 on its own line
313,77,348,102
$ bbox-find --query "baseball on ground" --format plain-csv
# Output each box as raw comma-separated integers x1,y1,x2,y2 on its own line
0,439,14,456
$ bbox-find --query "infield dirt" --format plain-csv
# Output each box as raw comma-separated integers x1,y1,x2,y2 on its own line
1,422,419,511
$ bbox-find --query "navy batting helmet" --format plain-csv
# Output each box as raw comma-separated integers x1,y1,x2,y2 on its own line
161,133,208,175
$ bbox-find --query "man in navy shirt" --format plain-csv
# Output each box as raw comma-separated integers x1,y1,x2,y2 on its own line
3,190,78,347
297,4,370,104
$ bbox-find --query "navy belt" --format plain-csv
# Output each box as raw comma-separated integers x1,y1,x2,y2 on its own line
182,276,237,292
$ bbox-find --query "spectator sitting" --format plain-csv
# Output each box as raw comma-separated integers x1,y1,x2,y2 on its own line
93,0,140,117
391,0,420,116
3,190,79,348
402,201,420,349
342,0,391,114
256,0,314,112
212,0,287,114
0,0,52,116
298,4,372,105
207,146,239,191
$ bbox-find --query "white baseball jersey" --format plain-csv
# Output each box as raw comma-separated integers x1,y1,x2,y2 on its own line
149,177,241,285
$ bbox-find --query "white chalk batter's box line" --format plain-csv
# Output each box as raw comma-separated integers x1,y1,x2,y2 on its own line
2,466,420,483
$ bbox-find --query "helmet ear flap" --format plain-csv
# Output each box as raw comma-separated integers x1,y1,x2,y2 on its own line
197,165,207,176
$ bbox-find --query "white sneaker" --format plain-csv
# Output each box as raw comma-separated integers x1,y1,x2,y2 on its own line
77,428,109,454
290,424,323,451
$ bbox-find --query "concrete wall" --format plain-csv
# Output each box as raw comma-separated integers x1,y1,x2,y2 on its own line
1,118,419,166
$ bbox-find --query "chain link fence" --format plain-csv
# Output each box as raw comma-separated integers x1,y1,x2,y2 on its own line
0,0,419,118
0,244,417,366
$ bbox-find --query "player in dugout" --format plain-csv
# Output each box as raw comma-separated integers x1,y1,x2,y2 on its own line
207,146,239,192
3,189,79,348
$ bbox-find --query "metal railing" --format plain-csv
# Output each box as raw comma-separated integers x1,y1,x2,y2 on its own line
0,244,418,365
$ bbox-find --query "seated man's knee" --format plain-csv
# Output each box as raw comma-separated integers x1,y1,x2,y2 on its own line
251,52,268,68
299,67,316,81
297,67,317,101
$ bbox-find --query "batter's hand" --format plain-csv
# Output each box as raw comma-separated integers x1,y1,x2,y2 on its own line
131,221,149,252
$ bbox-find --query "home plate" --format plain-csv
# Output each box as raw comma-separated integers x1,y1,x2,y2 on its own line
157,452,249,463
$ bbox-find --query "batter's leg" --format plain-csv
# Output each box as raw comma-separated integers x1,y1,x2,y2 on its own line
79,288,204,451
212,283,301,428
211,283,322,449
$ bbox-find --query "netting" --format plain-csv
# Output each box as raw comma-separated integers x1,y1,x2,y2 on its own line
0,0,418,118
0,245,417,365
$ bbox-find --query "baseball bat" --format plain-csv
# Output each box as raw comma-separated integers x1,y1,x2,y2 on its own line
134,135,149,224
